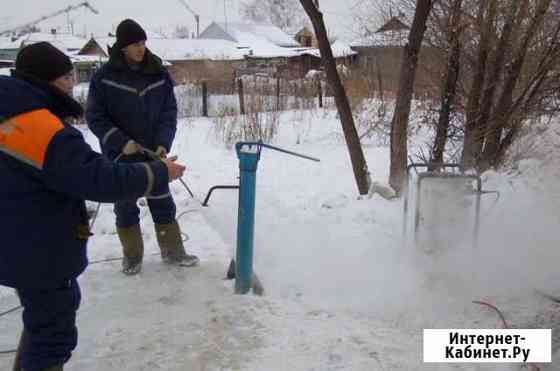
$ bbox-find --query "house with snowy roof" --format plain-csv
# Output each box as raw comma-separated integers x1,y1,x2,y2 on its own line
199,22,356,79
18,31,86,54
77,35,249,84
200,22,299,78
350,16,443,97
294,26,317,48
0,30,86,61
0,31,93,82
0,37,21,61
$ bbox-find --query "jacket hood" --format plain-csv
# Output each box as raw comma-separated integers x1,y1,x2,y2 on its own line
107,46,165,75
0,72,83,121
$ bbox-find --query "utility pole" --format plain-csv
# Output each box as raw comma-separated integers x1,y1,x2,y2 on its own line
224,0,228,32
0,1,99,37
177,0,200,38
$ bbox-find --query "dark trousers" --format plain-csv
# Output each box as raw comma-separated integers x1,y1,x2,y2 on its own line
115,192,177,228
16,279,81,371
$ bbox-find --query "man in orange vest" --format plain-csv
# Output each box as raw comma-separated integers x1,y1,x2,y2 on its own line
0,42,186,371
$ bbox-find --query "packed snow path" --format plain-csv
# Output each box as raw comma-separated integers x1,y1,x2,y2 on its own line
1,111,560,370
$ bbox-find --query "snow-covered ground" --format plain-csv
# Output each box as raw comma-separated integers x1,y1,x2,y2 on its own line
1,109,559,370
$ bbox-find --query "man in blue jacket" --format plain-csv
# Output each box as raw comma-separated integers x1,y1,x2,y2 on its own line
0,42,187,371
86,19,199,275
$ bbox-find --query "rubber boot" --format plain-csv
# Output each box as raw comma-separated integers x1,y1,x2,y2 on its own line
12,329,27,371
117,224,144,275
155,221,199,267
15,330,64,371
23,365,63,371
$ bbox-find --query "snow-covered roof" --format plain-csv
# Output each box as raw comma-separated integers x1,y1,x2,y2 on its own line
350,15,411,48
90,36,116,55
247,45,306,59
213,22,300,48
0,37,20,49
146,38,247,61
201,22,300,59
376,17,410,33
295,26,314,38
199,21,331,59
330,40,358,58
18,32,87,52
350,30,408,48
71,54,108,63
82,36,246,62
302,40,357,59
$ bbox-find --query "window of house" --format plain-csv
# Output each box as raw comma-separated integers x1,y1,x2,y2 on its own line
78,68,93,83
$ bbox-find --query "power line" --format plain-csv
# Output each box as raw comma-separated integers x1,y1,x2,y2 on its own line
213,0,219,22
350,0,370,11
224,0,228,31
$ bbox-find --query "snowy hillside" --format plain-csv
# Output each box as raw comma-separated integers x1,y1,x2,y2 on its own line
1,109,559,370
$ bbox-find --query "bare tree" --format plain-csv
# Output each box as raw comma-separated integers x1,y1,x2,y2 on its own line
389,0,435,194
173,25,191,39
241,0,307,32
459,0,560,170
469,0,521,168
300,0,371,195
461,0,496,168
351,0,415,40
355,0,560,173
431,0,464,165
480,0,553,167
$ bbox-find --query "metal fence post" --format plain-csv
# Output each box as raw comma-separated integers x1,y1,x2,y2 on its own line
202,81,208,117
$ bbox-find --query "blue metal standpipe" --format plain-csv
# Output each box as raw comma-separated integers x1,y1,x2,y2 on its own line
235,143,261,294
233,141,319,295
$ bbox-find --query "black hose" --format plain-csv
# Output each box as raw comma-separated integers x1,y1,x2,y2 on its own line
89,201,102,230
0,305,21,318
89,251,164,266
177,209,198,221
89,257,124,265
0,250,176,354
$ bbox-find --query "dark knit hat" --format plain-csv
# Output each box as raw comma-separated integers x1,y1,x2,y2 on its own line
116,19,147,49
15,42,73,82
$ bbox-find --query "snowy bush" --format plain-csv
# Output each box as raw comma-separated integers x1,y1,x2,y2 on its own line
354,98,392,146
72,88,89,126
504,115,560,172
174,83,201,118
212,104,280,149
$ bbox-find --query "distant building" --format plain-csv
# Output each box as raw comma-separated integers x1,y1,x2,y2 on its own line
294,26,317,48
76,36,248,85
78,36,114,57
18,31,86,54
0,31,93,82
350,16,443,97
0,37,20,61
1,30,87,62
0,67,12,76
200,22,355,79
200,22,301,49
376,16,410,33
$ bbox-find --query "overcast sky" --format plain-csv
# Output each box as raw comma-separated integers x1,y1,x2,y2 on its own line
1,0,365,41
